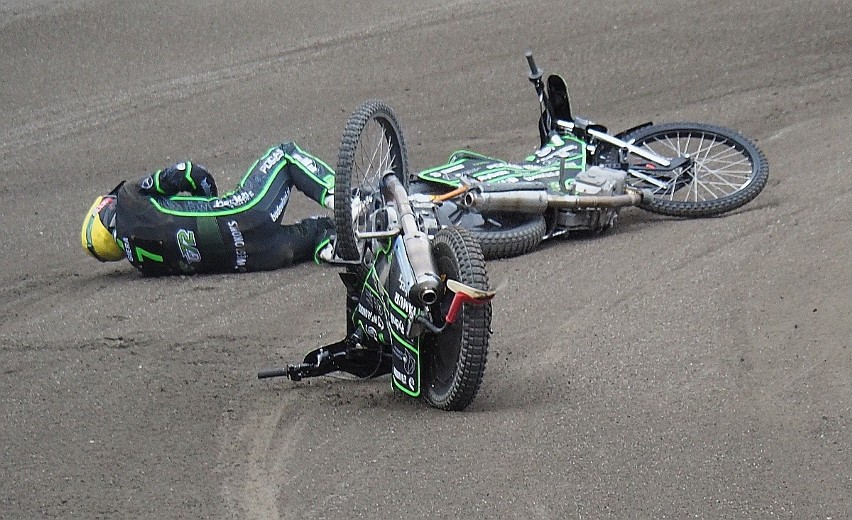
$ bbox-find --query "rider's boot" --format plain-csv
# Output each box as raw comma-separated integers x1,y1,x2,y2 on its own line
307,215,336,263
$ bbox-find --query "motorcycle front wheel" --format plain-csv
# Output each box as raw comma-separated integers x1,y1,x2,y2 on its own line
421,226,491,411
334,100,409,261
618,122,769,217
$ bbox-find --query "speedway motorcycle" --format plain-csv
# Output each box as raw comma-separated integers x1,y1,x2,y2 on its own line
259,101,494,411
409,51,770,258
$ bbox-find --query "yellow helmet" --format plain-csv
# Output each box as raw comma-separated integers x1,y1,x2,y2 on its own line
81,195,124,262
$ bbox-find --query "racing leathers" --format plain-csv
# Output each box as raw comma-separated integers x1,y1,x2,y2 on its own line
110,142,335,276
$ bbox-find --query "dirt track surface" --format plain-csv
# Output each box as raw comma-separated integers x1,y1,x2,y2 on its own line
1,1,850,518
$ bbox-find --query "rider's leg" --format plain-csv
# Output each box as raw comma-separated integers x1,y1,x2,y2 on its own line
257,216,335,269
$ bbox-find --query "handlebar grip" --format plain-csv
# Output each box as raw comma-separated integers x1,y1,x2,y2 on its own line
525,50,542,80
257,367,289,379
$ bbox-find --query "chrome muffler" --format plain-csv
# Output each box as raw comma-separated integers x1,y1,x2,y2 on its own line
463,183,642,213
382,175,441,306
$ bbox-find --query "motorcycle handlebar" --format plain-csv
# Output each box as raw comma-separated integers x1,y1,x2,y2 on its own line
525,50,542,81
257,367,288,379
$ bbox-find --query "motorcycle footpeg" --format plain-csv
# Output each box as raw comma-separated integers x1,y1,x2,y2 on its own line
286,363,316,381
257,363,311,381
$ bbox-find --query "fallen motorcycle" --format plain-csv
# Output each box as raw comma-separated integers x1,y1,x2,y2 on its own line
408,51,770,258
259,100,494,411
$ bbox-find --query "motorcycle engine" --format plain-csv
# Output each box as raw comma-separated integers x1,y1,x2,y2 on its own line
557,166,628,233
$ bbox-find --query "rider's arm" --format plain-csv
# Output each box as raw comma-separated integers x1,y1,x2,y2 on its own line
139,161,218,197
279,142,335,208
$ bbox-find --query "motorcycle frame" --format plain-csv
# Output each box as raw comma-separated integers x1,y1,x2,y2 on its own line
258,173,494,398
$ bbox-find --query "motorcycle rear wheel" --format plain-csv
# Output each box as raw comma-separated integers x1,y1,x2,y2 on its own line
334,100,409,261
437,199,546,259
422,227,491,411
472,214,547,259
618,122,769,217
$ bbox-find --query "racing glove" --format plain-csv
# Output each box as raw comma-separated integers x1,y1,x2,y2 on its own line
140,161,218,197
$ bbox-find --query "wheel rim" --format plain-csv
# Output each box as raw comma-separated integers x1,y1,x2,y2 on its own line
629,129,756,202
351,117,400,244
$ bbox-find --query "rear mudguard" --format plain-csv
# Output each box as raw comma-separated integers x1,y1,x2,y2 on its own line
351,235,430,396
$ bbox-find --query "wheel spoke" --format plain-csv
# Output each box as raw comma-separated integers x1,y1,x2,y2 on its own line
634,130,756,202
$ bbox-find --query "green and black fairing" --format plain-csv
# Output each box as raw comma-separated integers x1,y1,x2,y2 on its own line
416,132,587,194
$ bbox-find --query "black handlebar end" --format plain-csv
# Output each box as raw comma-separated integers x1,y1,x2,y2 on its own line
257,367,289,379
525,49,542,81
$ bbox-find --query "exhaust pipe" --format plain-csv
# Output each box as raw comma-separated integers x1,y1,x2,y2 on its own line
463,189,549,214
464,187,642,213
382,174,441,306
411,282,439,306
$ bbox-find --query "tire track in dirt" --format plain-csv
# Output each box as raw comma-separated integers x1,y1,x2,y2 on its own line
217,383,392,520
219,404,290,520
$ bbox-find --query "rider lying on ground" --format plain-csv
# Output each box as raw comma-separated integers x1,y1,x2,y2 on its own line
81,141,336,276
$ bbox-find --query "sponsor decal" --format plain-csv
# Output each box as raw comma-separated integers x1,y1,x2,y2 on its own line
213,190,254,209
474,169,511,181
403,349,416,375
535,146,554,158
534,143,579,162
269,188,290,222
227,220,248,269
259,149,285,174
388,313,406,334
140,176,154,190
440,163,466,175
356,302,384,331
393,366,407,385
176,229,201,263
392,344,416,391
392,291,416,317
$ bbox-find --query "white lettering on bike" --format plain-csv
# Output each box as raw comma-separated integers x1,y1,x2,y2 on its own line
440,164,465,175
475,169,511,181
393,366,406,384
403,349,416,375
392,292,415,317
388,313,405,334
534,144,579,162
